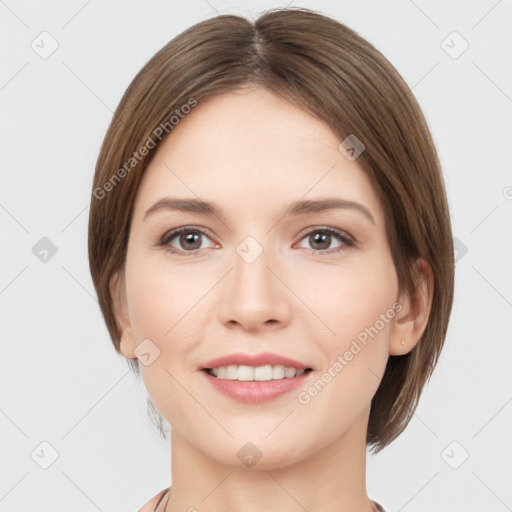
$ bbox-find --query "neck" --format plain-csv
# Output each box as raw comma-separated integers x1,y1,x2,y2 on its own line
165,407,375,512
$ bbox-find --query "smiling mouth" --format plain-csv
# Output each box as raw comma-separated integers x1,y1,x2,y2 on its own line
203,365,313,381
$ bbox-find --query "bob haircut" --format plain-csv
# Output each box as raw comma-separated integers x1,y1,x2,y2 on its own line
88,7,454,454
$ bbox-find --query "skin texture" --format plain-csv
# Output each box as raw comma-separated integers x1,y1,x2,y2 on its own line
111,86,433,512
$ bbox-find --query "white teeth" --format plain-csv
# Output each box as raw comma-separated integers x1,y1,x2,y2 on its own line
272,365,285,379
209,364,307,381
254,365,273,381
284,366,296,378
238,365,255,381
226,365,238,380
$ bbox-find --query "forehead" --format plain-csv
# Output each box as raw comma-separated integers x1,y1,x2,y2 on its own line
132,87,384,224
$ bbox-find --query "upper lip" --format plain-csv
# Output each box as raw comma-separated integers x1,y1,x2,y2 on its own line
201,352,312,370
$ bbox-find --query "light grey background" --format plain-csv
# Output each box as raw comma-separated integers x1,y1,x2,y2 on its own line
1,0,511,511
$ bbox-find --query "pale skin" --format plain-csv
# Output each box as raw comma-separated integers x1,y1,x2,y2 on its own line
110,86,433,512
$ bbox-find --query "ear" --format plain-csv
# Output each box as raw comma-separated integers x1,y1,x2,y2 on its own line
389,258,434,356
109,270,137,360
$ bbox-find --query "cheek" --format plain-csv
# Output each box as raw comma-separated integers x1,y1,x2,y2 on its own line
296,254,399,340
124,252,212,394
125,250,204,341
296,263,398,425
124,259,199,418
299,258,399,410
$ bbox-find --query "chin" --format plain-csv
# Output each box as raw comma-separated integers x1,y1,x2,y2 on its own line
206,437,310,472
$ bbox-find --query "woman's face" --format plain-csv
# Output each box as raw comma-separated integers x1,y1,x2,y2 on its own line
115,86,406,468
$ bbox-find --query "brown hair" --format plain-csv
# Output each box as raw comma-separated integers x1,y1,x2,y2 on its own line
88,7,454,453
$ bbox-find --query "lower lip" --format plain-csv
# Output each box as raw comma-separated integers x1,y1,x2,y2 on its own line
201,370,312,404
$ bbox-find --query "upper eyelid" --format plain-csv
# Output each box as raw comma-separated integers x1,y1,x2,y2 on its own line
162,225,214,242
295,225,353,241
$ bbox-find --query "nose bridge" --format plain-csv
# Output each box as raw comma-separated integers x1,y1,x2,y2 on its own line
218,233,290,330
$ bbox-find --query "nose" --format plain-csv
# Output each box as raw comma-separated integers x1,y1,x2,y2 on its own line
218,242,292,332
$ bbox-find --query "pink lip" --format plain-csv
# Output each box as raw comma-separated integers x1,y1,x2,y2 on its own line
201,369,312,404
201,352,311,370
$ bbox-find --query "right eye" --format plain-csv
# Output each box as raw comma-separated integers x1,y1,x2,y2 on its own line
158,226,216,256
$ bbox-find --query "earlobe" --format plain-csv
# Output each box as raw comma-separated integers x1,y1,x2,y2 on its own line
119,329,137,359
389,258,434,356
109,271,137,360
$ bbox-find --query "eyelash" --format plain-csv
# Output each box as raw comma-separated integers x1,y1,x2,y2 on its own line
155,225,355,257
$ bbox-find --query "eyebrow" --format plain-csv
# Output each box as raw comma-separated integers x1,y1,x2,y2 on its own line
143,197,376,225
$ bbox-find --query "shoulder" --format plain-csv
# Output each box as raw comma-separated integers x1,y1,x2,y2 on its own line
138,488,170,512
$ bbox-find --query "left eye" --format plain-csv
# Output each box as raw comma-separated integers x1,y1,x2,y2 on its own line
295,228,353,253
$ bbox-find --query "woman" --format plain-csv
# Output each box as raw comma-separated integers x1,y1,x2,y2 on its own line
88,7,454,512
